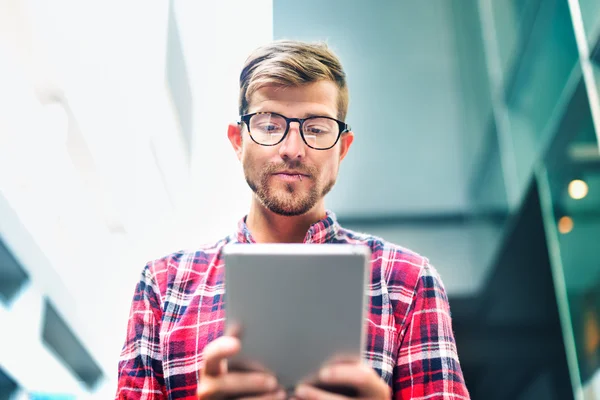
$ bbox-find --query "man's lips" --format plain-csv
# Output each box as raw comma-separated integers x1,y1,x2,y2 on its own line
272,171,311,181
273,171,310,177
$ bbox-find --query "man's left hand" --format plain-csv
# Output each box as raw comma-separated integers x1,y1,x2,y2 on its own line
295,363,391,400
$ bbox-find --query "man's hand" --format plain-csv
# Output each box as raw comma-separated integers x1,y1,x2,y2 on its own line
295,362,391,400
197,335,285,400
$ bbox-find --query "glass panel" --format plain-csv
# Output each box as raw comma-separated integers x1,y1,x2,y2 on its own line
542,81,600,392
579,0,600,48
470,123,509,213
504,0,579,200
487,0,542,85
467,122,510,276
450,0,494,175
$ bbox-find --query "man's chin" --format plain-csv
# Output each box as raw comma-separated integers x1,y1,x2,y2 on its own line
269,207,307,217
264,200,311,217
261,195,315,217
252,182,320,216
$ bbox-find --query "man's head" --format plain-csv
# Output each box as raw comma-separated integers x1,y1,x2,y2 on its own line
238,40,349,121
228,40,354,216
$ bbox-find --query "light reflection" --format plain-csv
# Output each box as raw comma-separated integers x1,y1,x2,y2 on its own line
569,179,589,200
558,216,574,234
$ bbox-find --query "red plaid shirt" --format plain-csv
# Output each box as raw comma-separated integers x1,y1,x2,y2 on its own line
116,211,469,399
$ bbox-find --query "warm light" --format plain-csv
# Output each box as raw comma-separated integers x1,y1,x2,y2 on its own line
558,216,574,234
569,179,589,200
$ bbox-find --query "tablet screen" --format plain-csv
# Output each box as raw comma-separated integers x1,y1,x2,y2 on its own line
224,243,370,390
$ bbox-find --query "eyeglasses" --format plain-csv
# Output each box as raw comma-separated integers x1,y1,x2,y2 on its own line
239,112,351,150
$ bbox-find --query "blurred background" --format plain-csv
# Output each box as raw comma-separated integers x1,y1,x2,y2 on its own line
1,0,600,398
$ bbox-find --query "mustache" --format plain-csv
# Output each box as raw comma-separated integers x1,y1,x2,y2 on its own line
262,162,316,177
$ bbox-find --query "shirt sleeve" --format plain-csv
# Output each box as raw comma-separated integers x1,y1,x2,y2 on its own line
394,264,470,399
115,265,167,399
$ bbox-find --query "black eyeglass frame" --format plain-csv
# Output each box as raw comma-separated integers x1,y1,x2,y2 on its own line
238,111,351,150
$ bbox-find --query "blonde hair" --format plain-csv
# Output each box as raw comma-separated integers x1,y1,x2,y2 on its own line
239,40,349,121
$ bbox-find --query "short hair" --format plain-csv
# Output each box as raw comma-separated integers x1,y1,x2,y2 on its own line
239,40,349,121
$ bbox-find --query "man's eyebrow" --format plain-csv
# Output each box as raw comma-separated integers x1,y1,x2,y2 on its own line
249,108,336,119
302,112,336,119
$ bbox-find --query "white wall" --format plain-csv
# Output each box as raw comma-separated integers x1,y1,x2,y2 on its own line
174,0,272,243
1,0,274,396
0,0,192,396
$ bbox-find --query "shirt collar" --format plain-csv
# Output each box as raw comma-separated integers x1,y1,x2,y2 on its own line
233,210,340,244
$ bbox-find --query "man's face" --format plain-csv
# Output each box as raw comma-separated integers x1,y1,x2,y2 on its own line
232,81,353,216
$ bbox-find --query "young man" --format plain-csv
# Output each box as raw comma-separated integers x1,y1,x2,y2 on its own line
116,40,470,399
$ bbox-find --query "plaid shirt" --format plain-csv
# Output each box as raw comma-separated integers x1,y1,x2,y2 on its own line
116,211,469,399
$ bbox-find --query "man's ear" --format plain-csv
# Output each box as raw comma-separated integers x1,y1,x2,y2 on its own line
228,123,243,161
339,131,354,161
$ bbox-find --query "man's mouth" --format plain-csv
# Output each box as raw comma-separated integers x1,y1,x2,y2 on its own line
272,172,310,182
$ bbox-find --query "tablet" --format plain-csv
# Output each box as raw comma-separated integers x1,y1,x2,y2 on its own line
223,243,370,391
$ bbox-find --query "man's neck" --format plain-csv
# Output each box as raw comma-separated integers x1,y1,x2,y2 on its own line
246,200,327,243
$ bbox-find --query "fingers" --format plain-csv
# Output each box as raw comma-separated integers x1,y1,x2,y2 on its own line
315,363,390,398
202,336,241,376
200,331,284,400
319,363,370,389
218,372,279,396
239,389,287,400
197,372,280,399
295,384,347,400
225,322,244,338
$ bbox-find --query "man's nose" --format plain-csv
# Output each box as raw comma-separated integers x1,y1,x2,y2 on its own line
278,122,306,160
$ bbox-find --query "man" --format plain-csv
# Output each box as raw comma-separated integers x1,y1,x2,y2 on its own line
116,40,469,399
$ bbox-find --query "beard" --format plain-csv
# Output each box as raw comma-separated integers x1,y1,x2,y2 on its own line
244,160,335,216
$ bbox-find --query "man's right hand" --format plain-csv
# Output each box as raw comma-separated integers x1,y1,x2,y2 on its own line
197,335,285,400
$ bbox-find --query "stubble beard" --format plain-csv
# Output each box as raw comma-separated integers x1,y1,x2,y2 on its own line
245,162,335,217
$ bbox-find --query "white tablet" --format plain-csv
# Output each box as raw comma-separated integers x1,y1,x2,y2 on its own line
223,243,370,391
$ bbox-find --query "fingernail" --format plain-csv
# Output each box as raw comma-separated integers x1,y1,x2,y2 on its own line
319,368,332,381
222,336,237,348
295,384,308,398
266,376,278,390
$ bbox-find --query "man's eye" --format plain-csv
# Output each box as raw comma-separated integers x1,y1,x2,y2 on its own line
306,126,329,135
259,124,281,132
